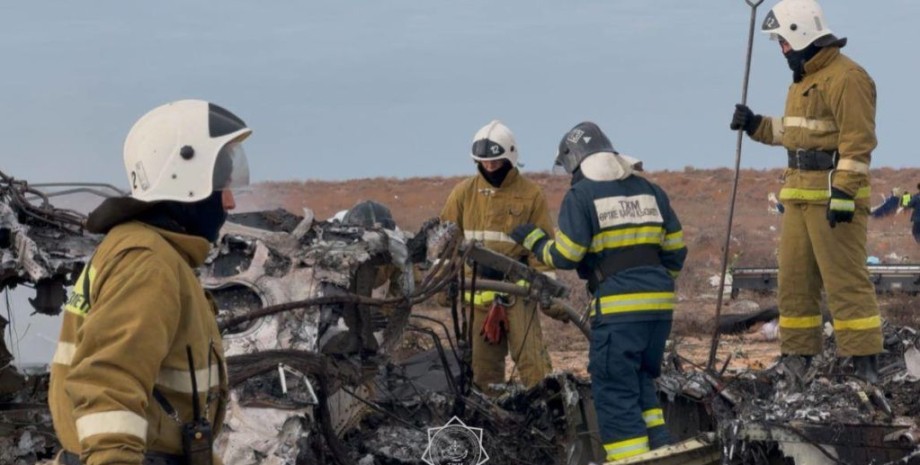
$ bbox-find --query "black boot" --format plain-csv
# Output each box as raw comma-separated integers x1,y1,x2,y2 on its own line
852,355,879,384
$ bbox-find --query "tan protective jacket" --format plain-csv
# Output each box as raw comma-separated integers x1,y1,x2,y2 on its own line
440,168,555,275
751,47,876,204
50,221,228,465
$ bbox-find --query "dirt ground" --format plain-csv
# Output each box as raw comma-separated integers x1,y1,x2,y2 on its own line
251,167,920,381
409,292,918,384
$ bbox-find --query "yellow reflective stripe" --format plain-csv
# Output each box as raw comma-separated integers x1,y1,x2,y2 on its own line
522,228,547,250
779,315,823,329
779,186,870,201
556,231,587,261
837,159,870,175
903,194,913,207
156,365,221,394
589,226,664,253
464,290,498,306
595,292,675,315
64,263,96,317
643,408,665,427
605,436,650,460
829,199,855,211
834,315,882,331
76,410,148,442
783,116,838,132
464,230,515,244
667,269,680,279
52,342,76,366
542,240,555,267
661,231,684,251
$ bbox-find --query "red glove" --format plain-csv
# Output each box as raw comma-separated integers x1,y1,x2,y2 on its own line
480,300,509,344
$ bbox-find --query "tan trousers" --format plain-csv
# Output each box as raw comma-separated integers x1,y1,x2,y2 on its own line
778,202,882,356
471,297,552,393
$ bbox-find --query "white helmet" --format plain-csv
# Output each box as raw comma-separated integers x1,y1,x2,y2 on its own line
470,120,518,167
123,100,252,203
761,0,835,51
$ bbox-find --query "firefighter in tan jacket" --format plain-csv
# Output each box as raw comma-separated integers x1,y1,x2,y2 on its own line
730,0,882,381
440,120,557,393
50,100,253,465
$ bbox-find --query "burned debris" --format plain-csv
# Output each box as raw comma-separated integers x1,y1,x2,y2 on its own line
3,169,920,465
659,322,920,464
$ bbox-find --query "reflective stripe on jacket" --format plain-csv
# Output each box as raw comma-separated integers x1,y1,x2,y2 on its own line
50,221,228,465
532,175,687,323
751,47,876,204
440,167,556,282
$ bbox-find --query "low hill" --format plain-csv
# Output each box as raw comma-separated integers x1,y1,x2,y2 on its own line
245,167,920,371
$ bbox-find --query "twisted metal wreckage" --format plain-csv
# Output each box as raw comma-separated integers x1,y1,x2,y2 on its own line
2,171,920,465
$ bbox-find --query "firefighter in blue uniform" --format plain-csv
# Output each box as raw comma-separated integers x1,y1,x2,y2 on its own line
510,122,687,461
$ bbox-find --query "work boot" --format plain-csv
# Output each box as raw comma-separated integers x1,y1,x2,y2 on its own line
852,354,879,384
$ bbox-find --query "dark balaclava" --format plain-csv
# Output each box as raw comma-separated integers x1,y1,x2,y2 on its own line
477,159,513,188
137,191,227,242
784,42,822,83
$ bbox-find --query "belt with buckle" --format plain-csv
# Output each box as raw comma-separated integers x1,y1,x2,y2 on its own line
59,450,186,465
787,149,837,170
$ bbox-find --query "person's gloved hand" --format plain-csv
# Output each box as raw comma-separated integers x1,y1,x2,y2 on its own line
510,223,547,251
730,104,763,135
827,187,855,228
540,300,571,324
480,299,509,344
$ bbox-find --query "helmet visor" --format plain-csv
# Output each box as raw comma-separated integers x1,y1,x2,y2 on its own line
553,149,580,175
212,141,250,190
470,139,506,160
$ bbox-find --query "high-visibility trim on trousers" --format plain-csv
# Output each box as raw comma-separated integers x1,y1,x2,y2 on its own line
834,315,882,331
75,410,148,442
643,408,665,428
779,315,823,329
605,435,650,461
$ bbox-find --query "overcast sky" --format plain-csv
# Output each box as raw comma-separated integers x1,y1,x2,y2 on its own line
1,1,918,188
3,1,919,364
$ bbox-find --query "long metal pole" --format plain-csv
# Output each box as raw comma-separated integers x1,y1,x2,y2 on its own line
708,0,765,371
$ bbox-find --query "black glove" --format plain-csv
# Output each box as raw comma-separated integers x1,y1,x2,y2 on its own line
730,104,763,135
510,223,547,251
827,187,855,228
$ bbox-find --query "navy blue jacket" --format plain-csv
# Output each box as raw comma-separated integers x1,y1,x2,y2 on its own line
532,174,687,323
908,194,920,223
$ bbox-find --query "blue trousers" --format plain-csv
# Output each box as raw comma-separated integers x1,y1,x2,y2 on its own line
589,319,672,460
912,221,920,243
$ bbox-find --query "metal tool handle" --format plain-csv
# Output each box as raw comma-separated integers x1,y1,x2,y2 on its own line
708,0,764,371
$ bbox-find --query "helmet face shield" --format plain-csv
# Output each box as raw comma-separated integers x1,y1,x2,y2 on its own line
470,139,506,160
212,141,250,191
553,149,580,175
